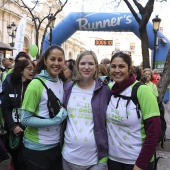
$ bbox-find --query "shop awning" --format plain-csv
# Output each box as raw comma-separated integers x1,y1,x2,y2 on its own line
0,42,16,50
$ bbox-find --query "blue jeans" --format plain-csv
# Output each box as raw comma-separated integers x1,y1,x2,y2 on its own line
62,158,107,170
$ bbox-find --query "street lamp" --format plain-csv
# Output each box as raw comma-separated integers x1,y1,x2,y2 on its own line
152,15,161,69
7,22,17,47
48,14,56,46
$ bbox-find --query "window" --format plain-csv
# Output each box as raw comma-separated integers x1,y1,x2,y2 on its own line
69,52,72,59
159,27,163,33
115,40,120,51
129,42,135,54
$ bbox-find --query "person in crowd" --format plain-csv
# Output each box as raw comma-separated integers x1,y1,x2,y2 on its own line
100,58,110,67
1,60,35,170
1,52,31,101
106,64,111,77
143,68,158,97
10,51,31,72
32,59,38,66
98,64,108,77
151,69,161,86
9,56,15,66
132,66,142,81
20,45,67,170
63,59,75,82
1,58,12,82
106,52,160,170
62,50,111,170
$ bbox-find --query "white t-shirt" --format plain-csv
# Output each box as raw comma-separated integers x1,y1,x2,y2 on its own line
62,82,98,166
22,78,64,145
107,83,160,164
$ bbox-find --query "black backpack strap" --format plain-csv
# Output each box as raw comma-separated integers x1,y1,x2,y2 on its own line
114,94,131,118
33,77,52,119
131,82,143,119
34,77,48,90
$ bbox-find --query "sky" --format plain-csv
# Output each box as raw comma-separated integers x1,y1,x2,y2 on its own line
24,0,170,19
62,0,170,18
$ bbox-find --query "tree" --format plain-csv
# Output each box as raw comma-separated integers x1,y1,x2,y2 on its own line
157,50,170,101
112,0,170,101
13,0,69,58
0,0,8,7
122,0,155,69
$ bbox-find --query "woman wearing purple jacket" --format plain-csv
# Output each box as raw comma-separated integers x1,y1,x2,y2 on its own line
62,50,112,170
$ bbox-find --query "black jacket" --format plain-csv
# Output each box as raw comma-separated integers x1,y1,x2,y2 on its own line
1,81,30,131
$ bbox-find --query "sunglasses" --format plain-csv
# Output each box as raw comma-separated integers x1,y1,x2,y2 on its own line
112,51,131,57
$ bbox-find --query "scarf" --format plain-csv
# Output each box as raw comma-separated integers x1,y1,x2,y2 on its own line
35,70,59,82
111,74,136,95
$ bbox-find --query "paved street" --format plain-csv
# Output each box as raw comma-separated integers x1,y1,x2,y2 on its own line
1,102,170,170
156,102,170,170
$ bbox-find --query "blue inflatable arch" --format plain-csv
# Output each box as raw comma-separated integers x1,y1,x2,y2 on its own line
43,12,170,102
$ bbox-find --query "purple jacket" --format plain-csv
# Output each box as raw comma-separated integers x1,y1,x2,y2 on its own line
62,79,112,161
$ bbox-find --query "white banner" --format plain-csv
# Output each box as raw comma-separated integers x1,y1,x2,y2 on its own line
13,15,27,58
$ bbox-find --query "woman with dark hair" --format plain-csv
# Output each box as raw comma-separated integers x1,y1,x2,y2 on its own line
1,60,35,170
98,64,108,77
20,45,67,170
106,52,160,170
63,59,75,82
15,51,31,63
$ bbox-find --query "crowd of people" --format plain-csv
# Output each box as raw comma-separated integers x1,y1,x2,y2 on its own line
0,47,161,170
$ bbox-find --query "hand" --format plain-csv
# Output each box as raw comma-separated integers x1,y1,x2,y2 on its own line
58,108,67,120
13,126,23,136
98,76,110,84
133,165,143,170
53,108,68,123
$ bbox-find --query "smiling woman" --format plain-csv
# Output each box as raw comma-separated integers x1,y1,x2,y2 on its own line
62,50,112,170
107,52,160,170
20,45,67,170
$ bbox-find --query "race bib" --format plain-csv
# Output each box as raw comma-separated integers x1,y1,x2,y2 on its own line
12,108,21,122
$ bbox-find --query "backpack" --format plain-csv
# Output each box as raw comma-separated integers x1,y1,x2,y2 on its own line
115,82,167,145
115,82,167,170
35,78,62,118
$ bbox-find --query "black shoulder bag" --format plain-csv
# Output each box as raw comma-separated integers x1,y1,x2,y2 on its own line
9,87,21,150
35,78,62,118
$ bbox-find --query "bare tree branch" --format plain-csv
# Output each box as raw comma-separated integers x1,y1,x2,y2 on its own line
139,0,154,30
124,0,141,24
13,0,69,57
0,0,8,8
133,0,145,15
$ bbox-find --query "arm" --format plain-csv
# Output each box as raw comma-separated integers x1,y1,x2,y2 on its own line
1,84,17,130
135,117,161,170
21,108,67,128
135,85,161,169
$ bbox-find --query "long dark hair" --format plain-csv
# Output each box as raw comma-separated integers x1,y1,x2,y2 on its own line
10,60,34,84
34,45,65,81
15,51,31,63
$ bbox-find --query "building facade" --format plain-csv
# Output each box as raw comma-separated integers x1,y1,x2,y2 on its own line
0,0,86,64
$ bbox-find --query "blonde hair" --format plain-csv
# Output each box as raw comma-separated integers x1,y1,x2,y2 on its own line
143,68,153,79
73,50,99,81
